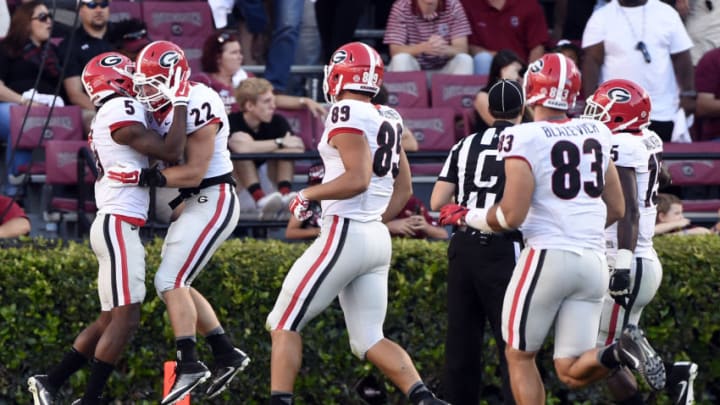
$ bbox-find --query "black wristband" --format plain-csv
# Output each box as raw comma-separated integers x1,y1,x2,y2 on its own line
139,166,167,187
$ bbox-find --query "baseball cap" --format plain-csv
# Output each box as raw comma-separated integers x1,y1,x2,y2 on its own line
488,79,524,115
108,18,151,55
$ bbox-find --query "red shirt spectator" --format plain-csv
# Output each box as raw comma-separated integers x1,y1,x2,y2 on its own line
0,195,31,237
384,0,473,72
694,47,720,141
460,0,549,64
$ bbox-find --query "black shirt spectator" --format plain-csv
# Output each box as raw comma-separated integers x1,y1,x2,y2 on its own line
58,24,115,79
228,112,292,142
0,41,66,98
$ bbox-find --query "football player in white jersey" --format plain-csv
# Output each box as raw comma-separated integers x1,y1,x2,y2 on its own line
439,53,665,404
265,42,448,405
28,52,188,405
106,41,248,405
586,79,697,404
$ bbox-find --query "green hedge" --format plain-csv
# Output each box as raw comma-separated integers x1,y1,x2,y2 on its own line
0,236,718,404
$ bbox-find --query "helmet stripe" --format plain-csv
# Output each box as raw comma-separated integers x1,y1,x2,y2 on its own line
555,54,567,106
360,42,378,87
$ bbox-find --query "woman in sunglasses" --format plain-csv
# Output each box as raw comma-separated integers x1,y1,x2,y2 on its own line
194,30,327,118
0,0,74,195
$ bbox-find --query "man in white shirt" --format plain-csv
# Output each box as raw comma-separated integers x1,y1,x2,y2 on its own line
581,0,696,142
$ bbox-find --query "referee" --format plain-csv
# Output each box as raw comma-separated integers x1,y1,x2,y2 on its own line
431,79,525,405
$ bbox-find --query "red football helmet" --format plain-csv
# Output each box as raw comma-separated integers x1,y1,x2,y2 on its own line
583,78,652,133
523,53,581,111
81,52,135,107
133,40,190,111
323,42,384,103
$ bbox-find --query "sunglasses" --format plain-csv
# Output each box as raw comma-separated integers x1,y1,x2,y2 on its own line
83,0,109,9
217,32,233,44
636,41,651,64
123,29,147,40
32,12,53,22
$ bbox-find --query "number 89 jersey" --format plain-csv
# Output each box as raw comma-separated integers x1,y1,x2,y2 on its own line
498,118,613,253
318,99,403,222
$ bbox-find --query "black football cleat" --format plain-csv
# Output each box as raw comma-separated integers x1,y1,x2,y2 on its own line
617,324,666,391
205,348,250,399
160,361,211,405
28,375,57,405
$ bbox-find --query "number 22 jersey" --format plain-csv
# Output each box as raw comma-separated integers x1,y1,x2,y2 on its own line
318,99,403,222
498,118,613,253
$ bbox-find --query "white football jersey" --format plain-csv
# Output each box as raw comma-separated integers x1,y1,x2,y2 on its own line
148,82,233,179
318,99,403,222
90,97,150,220
605,129,663,259
498,118,613,253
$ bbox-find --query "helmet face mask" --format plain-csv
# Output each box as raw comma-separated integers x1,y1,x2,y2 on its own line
134,41,190,111
82,52,136,107
523,53,581,111
323,42,384,103
583,78,651,133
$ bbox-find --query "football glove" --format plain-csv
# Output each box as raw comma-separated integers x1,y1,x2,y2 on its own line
609,249,633,308
157,64,190,107
289,190,313,221
106,163,167,188
439,204,468,226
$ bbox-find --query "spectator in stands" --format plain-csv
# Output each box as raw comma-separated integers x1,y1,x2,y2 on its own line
228,77,304,219
105,18,151,61
0,1,72,195
553,39,582,66
582,0,696,142
386,195,448,239
0,194,31,237
193,31,327,117
459,0,549,75
684,0,720,66
315,0,369,63
471,49,525,134
57,0,115,131
655,193,714,235
548,0,599,44
284,162,324,240
694,47,720,141
229,0,304,94
383,0,474,75
372,84,419,151
0,0,9,37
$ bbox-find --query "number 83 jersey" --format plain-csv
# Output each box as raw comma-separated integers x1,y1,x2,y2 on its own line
318,99,403,222
498,118,613,253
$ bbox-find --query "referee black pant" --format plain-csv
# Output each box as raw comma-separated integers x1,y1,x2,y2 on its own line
443,228,520,405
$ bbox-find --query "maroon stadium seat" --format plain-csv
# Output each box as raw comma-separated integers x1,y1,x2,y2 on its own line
397,107,455,176
383,71,429,108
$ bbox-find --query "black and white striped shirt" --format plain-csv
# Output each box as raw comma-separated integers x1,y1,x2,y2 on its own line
437,121,513,209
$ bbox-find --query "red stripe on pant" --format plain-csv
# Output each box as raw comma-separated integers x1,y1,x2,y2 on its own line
173,184,228,288
277,216,340,330
507,248,535,348
114,216,131,305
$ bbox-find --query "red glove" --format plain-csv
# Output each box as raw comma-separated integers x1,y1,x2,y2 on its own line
106,163,167,187
289,190,313,221
106,163,141,186
439,204,468,226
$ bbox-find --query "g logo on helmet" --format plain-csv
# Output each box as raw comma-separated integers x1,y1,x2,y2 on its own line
529,59,544,73
607,87,632,103
332,50,348,64
159,51,180,68
100,55,122,67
